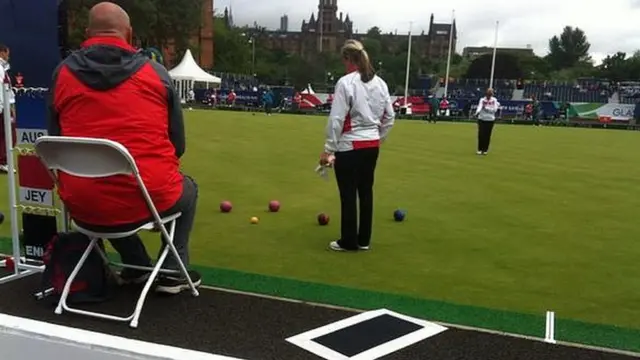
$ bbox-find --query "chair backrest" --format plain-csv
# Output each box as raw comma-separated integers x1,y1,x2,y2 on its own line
34,136,168,236
34,136,139,178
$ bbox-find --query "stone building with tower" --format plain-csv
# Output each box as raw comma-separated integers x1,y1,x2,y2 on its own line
228,0,457,61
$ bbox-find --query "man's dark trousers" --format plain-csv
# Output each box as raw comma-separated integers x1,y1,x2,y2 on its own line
77,175,198,271
334,147,379,250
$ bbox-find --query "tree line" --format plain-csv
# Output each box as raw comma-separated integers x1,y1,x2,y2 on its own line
64,3,640,91
66,0,203,61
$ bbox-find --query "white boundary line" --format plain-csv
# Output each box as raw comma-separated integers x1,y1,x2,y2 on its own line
203,285,640,358
285,308,447,360
0,313,244,360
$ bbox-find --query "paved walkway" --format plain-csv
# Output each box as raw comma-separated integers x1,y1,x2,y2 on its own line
0,275,637,359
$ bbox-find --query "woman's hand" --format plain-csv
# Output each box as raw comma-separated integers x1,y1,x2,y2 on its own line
319,152,335,166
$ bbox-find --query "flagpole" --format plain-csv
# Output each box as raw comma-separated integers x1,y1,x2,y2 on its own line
403,21,412,109
489,20,499,89
443,10,455,97
319,6,323,52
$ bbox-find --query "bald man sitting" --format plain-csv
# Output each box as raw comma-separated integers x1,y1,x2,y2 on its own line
47,2,201,295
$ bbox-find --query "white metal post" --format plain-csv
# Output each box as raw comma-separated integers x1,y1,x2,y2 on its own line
319,6,323,52
403,22,413,110
489,20,499,89
443,10,455,98
545,311,556,344
2,81,19,275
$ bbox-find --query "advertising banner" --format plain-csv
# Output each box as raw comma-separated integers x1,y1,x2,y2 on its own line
569,103,635,121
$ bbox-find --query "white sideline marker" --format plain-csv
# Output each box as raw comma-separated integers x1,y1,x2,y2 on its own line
544,311,556,344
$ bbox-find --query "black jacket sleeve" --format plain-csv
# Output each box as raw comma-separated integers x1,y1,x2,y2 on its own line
149,61,185,158
167,82,185,158
47,64,63,136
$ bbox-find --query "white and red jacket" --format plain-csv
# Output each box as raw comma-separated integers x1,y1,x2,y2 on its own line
324,71,395,153
475,96,501,121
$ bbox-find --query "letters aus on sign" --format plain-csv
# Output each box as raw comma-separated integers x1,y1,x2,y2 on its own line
17,129,47,145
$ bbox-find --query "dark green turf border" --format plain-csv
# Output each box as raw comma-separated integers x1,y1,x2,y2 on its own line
1,238,638,353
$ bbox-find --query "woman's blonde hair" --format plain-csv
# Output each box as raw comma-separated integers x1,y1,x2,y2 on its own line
341,39,375,83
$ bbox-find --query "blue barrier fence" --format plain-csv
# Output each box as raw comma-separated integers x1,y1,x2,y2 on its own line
0,0,60,88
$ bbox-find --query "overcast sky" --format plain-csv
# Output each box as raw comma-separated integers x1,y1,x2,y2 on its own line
215,0,640,64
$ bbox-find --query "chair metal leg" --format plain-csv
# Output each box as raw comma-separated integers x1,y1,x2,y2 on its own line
130,219,200,328
55,237,99,315
130,242,170,328
163,221,199,297
166,243,199,297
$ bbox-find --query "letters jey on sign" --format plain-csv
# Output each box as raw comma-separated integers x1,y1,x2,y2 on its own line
19,187,54,206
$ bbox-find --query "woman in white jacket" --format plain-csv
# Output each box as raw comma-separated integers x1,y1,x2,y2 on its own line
320,40,395,252
474,88,500,155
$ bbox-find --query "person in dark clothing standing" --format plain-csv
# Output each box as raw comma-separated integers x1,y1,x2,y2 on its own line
320,40,395,252
262,89,274,115
428,94,439,123
48,2,201,294
633,98,640,127
531,95,541,126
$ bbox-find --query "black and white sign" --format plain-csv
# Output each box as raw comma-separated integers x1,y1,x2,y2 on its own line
19,186,53,206
286,309,447,360
17,129,47,145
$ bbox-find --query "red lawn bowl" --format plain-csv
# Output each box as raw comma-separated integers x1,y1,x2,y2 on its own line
220,201,233,213
268,200,280,212
317,213,330,226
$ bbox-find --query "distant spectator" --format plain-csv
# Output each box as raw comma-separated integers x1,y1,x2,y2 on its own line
188,88,195,103
524,102,533,120
531,95,541,126
227,89,236,106
293,91,301,110
14,72,24,88
262,89,274,115
428,94,438,122
439,96,449,116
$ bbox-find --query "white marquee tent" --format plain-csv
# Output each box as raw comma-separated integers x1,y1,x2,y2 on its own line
168,49,221,101
301,84,315,94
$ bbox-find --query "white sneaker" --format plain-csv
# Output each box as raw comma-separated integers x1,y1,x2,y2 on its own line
0,165,8,173
476,151,483,155
358,245,370,251
329,241,345,251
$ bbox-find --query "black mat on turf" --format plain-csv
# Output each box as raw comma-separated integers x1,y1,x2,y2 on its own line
0,275,636,360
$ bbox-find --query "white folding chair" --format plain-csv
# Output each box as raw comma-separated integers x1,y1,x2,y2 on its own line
33,136,199,328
